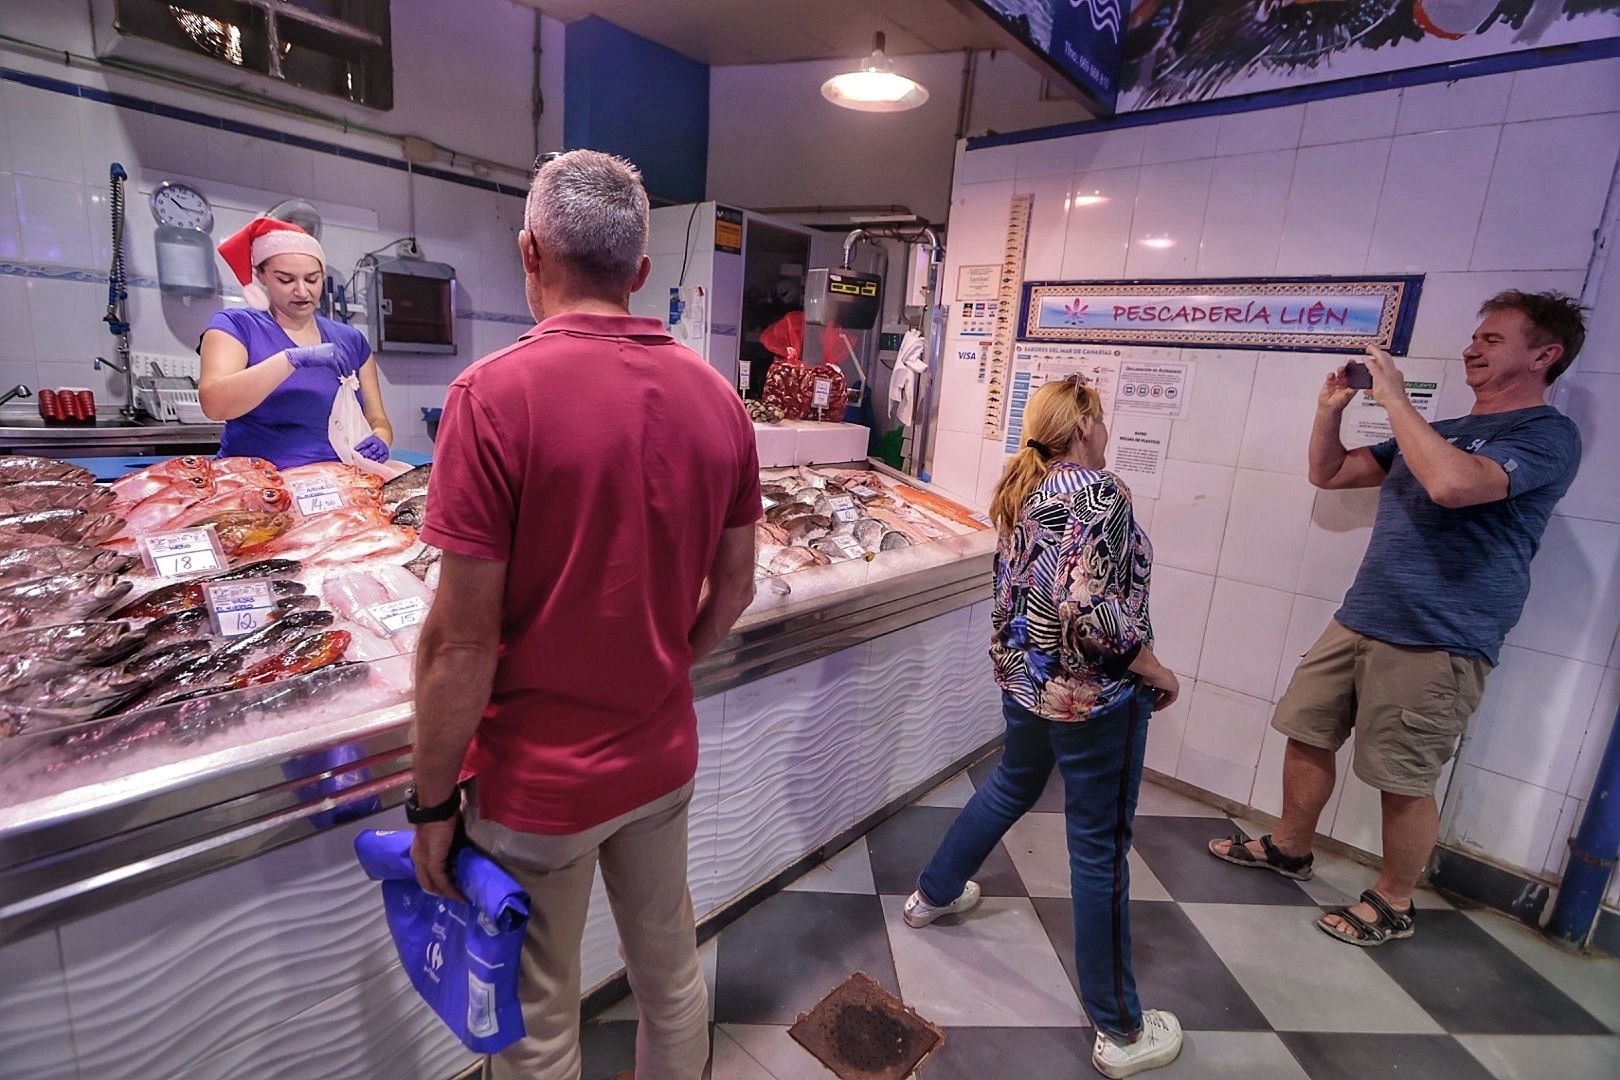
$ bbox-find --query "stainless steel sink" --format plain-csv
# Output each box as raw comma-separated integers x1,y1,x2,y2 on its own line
0,407,223,455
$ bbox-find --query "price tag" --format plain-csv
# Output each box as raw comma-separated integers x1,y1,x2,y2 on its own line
826,495,855,513
849,485,878,499
140,527,224,580
205,580,276,637
970,512,992,526
368,596,429,636
290,478,343,517
812,378,832,409
833,507,861,524
762,495,778,510
832,535,865,560
738,361,752,394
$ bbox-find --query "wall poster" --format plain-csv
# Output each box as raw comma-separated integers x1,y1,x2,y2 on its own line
1020,276,1424,354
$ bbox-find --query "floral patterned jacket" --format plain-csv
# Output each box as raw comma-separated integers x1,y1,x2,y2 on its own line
989,463,1153,722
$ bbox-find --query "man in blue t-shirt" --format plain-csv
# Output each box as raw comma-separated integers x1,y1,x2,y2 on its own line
1209,290,1585,947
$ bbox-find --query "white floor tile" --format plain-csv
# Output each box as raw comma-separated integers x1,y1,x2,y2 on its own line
1000,811,1172,902
1458,1035,1620,1080
1152,1031,1310,1079
1135,780,1227,818
1182,903,1443,1033
783,838,876,896
714,1024,836,1079
882,895,1082,1027
916,773,978,809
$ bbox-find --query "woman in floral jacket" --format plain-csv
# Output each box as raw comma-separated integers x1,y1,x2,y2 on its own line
904,376,1184,1079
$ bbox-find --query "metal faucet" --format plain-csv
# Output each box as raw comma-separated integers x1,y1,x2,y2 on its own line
0,384,31,408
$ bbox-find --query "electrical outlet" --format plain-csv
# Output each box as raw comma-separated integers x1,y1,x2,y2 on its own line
131,352,201,381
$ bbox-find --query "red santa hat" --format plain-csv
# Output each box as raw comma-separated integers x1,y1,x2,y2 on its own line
217,217,326,310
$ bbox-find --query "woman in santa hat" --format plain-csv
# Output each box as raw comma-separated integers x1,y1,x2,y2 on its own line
199,217,393,469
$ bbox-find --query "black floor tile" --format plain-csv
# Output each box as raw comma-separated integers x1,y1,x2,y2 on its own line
1365,909,1611,1035
712,891,899,1025
1278,1032,1496,1080
922,1027,1090,1079
1031,897,1272,1032
579,1020,637,1079
967,748,1066,813
863,804,1028,898
1131,817,1317,906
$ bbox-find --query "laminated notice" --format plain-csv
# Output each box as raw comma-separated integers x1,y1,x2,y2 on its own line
832,535,865,560
140,527,224,579
368,596,429,636
290,477,344,516
205,580,276,637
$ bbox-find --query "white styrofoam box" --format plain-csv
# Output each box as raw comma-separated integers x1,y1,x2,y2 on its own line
1140,117,1220,165
1072,126,1146,172
1125,158,1213,277
1013,172,1073,280
0,929,75,1080
974,438,1009,509
1300,91,1402,147
1329,765,1386,858
1059,165,1140,280
1367,127,1501,273
753,422,797,468
1394,72,1514,135
928,428,984,504
1440,764,1569,875
946,179,1018,269
955,144,1018,185
14,174,92,267
1198,577,1295,700
1569,667,1619,798
1147,565,1216,677
1144,677,1192,775
1215,105,1305,157
0,172,18,260
1177,682,1274,804
1404,270,1587,364
1150,459,1236,575
1461,646,1606,794
1472,114,1620,272
1196,151,1292,277
1014,135,1078,179
4,81,86,185
1507,516,1620,665
27,279,108,365
1217,469,1317,592
1238,351,1332,475
1559,372,1620,525
1294,486,1379,604
1168,350,1256,466
1275,138,1390,275
1542,796,1584,878
1507,57,1620,121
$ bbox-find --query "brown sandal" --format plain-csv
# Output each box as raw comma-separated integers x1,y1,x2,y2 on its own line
1317,889,1415,947
1206,832,1315,881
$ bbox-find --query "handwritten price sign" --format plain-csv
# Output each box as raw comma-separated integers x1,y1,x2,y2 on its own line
290,478,344,516
205,580,276,637
139,527,223,580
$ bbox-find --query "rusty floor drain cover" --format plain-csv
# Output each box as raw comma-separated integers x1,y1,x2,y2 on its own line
787,971,944,1079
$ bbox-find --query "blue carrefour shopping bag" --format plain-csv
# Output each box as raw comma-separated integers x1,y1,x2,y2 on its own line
355,829,529,1053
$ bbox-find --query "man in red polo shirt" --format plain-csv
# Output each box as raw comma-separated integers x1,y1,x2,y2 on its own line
410,150,760,1079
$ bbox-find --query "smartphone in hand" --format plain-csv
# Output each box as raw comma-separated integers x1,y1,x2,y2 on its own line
1344,361,1373,389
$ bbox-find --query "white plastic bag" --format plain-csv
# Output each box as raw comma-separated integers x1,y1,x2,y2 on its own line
327,372,411,479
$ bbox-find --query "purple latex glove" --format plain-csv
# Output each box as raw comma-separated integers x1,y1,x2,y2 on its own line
284,342,344,372
354,434,390,462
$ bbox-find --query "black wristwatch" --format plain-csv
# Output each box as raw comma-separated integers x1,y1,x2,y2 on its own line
404,784,462,824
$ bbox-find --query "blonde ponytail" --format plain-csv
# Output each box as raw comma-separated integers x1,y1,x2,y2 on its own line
987,377,1104,534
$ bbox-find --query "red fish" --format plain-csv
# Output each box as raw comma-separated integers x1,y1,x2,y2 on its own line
110,456,213,504
211,457,277,477
259,507,391,557
308,526,417,566
236,629,351,686
166,486,293,529
281,462,384,492
115,477,217,536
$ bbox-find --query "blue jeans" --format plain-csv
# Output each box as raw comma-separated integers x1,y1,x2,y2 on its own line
918,689,1152,1039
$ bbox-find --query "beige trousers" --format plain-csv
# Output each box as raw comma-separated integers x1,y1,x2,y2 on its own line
469,781,708,1080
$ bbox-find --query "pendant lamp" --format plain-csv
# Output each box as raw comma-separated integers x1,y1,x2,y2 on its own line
821,32,929,112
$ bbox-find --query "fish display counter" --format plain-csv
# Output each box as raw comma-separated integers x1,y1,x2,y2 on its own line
0,453,1002,1080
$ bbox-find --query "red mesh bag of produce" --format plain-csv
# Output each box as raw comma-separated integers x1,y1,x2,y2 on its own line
761,312,853,421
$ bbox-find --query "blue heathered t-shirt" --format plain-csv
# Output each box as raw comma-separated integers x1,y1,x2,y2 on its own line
204,309,371,469
1335,405,1581,665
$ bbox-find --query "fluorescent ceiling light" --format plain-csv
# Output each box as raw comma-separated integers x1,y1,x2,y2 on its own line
1139,236,1175,249
822,32,929,113
1073,192,1109,207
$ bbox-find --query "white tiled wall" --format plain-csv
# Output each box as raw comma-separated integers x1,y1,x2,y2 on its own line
931,56,1620,883
0,62,535,456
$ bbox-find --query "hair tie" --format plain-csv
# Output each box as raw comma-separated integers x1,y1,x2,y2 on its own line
1025,439,1052,460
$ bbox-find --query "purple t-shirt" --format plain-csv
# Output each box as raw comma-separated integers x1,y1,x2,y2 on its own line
204,309,371,469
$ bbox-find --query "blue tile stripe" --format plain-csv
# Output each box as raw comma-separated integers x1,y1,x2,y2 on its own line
968,37,1620,152
0,65,531,198
0,259,529,324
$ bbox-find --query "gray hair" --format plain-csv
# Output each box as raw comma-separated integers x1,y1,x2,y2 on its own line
524,150,649,290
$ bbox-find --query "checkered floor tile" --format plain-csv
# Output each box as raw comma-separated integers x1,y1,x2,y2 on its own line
577,753,1620,1079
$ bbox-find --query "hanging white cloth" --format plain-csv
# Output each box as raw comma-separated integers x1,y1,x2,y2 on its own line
887,329,929,428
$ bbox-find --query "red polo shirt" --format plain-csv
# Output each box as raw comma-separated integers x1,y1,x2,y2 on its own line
422,312,760,834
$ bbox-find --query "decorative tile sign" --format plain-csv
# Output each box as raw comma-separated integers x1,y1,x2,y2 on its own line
1019,276,1423,354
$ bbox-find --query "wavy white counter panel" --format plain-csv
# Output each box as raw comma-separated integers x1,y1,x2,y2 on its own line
0,929,79,1080
60,815,404,1079
714,644,874,798
860,608,983,803
694,694,724,808
183,961,474,1080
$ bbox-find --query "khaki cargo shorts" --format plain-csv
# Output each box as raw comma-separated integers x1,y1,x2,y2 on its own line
1272,620,1491,797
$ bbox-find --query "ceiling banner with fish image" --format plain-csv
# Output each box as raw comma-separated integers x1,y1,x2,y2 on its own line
1018,275,1425,353
1118,1,1620,111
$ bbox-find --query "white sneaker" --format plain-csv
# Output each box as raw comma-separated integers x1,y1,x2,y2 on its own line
902,881,982,928
1091,1009,1183,1078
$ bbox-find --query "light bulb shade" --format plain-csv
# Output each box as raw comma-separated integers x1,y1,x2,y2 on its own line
821,38,928,112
